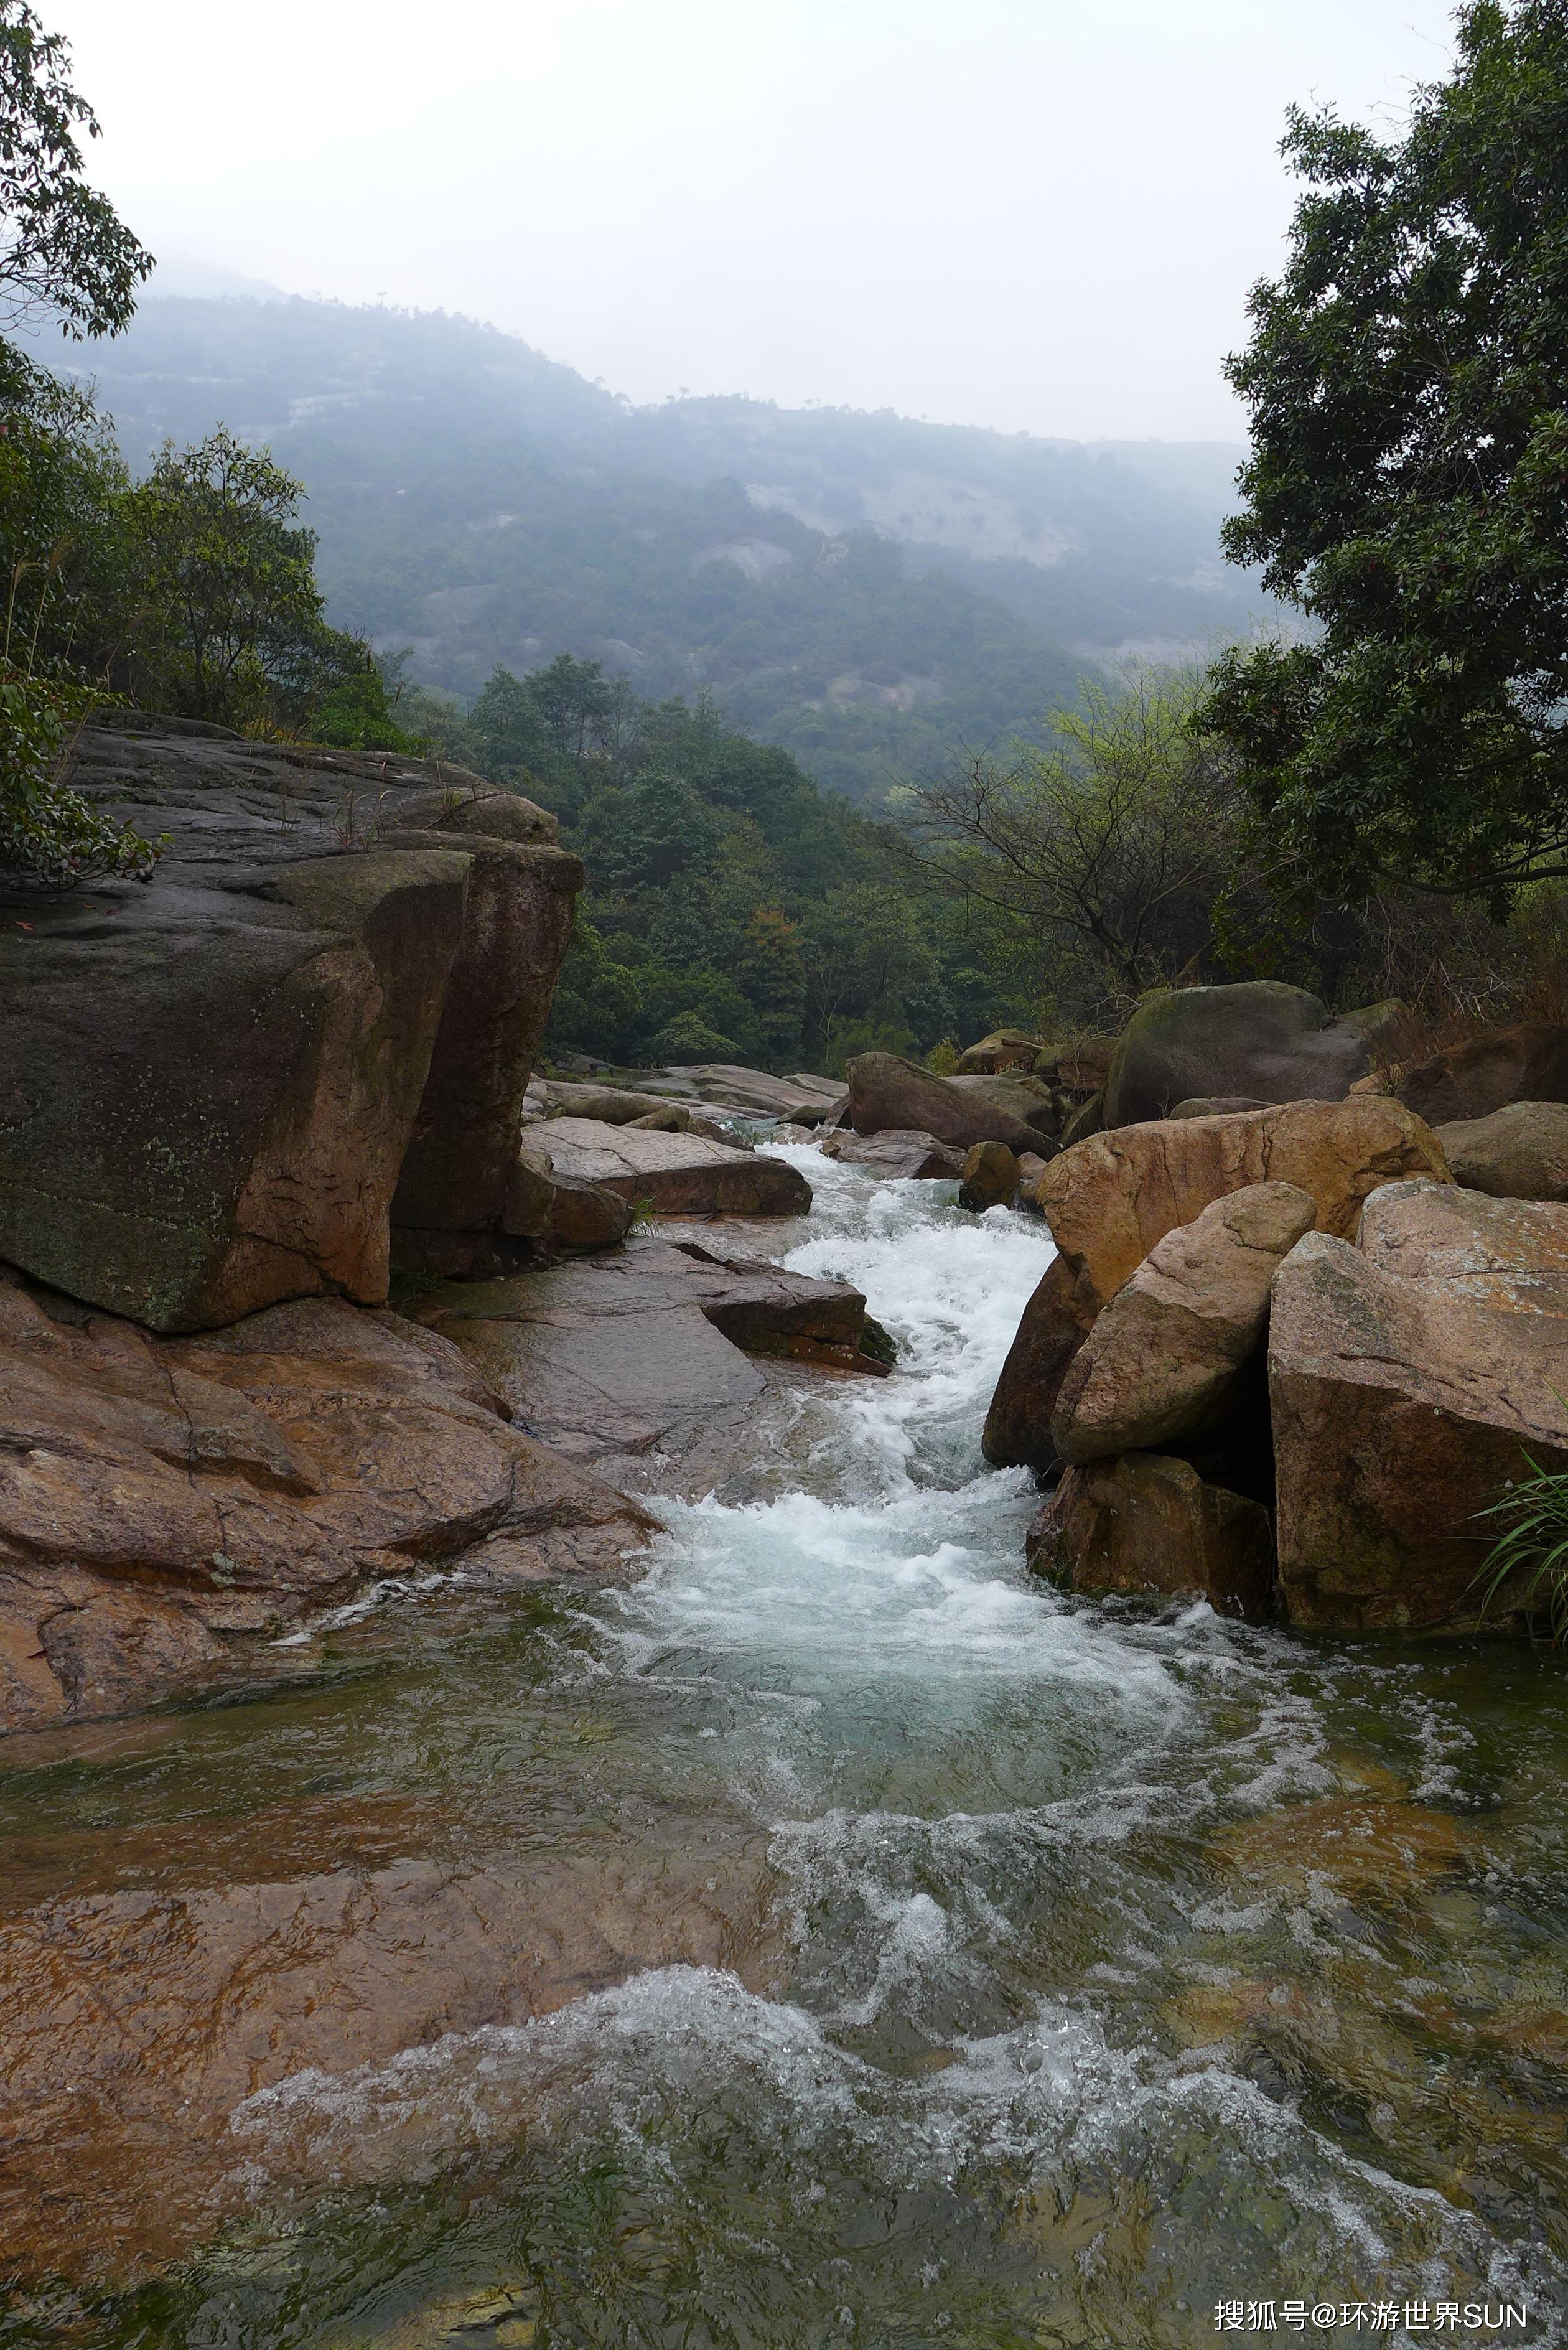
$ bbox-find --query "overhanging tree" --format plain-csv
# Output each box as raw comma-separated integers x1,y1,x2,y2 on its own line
1195,0,1568,909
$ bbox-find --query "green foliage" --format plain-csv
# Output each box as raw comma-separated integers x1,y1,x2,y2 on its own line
309,653,427,751
518,659,960,1071
1474,1453,1568,1639
1195,0,1568,907
0,668,156,882
124,429,360,731
898,669,1243,1014
0,2,151,337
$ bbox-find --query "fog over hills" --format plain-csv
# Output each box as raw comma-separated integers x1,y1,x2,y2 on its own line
70,296,1271,800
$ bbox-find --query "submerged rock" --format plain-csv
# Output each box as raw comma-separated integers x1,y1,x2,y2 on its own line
1050,1181,1314,1463
1027,1451,1274,1618
1104,981,1370,1127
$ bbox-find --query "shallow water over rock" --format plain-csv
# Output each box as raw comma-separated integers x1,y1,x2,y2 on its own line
4,1149,1568,2345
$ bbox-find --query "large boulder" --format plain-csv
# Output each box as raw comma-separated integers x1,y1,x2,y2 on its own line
0,1280,653,1732
1358,1179,1568,1318
821,1130,965,1180
958,1141,1020,1211
0,718,581,1326
1050,1182,1315,1463
845,1053,1045,1151
981,1252,1101,1472
1035,1096,1451,1311
1434,1100,1568,1202
1269,1229,1568,1631
1104,982,1370,1128
529,1120,811,1215
1027,1452,1274,1619
1397,1021,1568,1126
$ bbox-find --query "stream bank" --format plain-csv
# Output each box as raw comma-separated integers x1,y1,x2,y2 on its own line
2,1150,1567,2345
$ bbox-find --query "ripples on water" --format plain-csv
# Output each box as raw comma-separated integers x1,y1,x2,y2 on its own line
9,1149,1568,2346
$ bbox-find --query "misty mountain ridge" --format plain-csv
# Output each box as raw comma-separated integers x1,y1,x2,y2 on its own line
65,296,1271,800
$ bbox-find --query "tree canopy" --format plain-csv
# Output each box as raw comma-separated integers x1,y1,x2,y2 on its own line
0,0,150,337
1196,0,1568,909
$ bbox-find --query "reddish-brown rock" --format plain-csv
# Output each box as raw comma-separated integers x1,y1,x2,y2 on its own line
958,1140,1022,1210
1035,1096,1450,1311
981,1252,1101,1472
1027,1452,1274,1617
1397,1020,1568,1125
1269,1229,1568,1631
1434,1100,1568,1202
1050,1182,1314,1463
0,1283,653,1732
845,1052,1046,1151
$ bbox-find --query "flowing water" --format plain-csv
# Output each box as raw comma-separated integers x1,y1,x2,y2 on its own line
6,1149,1568,2347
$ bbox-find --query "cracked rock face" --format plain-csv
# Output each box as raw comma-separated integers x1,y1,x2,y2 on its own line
0,718,581,1327
0,1278,654,1732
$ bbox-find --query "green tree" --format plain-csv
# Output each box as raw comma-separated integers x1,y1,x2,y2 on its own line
1195,0,1568,908
0,1,151,337
732,906,806,1067
126,429,356,729
898,671,1240,1004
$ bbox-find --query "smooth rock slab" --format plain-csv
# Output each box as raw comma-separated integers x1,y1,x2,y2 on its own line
1050,1181,1315,1463
533,1121,811,1214
1027,1451,1274,1619
422,1234,880,1491
1269,1229,1568,1631
0,1283,651,1732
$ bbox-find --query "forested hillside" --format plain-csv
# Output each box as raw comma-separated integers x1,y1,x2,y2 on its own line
65,296,1271,802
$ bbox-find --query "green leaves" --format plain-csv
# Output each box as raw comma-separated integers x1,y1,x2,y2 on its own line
0,1,151,337
1198,0,1568,905
0,669,158,883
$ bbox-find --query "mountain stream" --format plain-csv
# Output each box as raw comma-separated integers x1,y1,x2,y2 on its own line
4,1148,1568,2346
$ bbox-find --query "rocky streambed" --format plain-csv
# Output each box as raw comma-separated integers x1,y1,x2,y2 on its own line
4,1149,1568,2345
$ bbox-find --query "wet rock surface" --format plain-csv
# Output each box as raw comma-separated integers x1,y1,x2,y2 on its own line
1028,1449,1275,1617
0,1279,653,1732
416,1229,883,1491
821,1128,965,1179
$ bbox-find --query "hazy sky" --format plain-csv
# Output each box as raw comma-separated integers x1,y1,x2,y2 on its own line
58,0,1458,441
